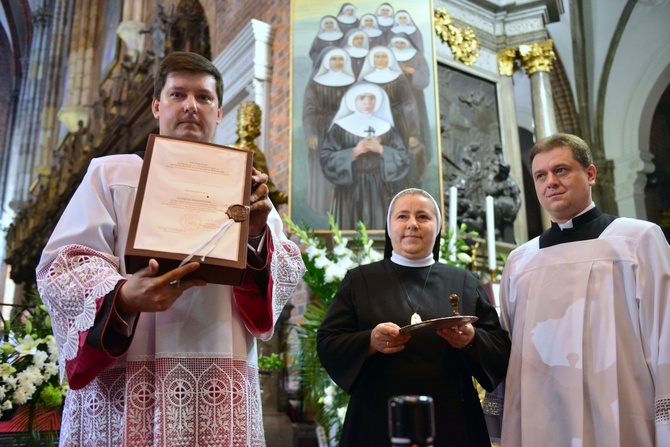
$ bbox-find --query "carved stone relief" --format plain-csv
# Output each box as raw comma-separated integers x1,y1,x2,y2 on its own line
438,63,521,243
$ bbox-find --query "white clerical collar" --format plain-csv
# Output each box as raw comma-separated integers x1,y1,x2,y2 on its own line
364,68,401,83
335,113,391,137
345,47,368,58
391,25,417,35
338,16,357,25
556,202,596,230
314,71,355,87
391,47,417,62
377,16,394,27
362,27,382,38
390,252,435,267
319,30,343,41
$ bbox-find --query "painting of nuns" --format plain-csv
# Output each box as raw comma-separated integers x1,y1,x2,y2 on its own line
291,1,440,231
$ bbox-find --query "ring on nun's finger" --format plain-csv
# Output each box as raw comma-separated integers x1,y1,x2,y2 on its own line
169,280,179,287
386,341,389,348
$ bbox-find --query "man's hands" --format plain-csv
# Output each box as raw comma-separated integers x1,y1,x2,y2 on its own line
116,259,206,313
248,167,271,237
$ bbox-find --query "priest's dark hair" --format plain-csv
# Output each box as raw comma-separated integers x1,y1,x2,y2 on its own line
153,51,224,107
529,133,593,168
384,188,442,261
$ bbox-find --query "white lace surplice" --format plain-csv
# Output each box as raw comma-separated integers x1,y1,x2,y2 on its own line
36,154,306,446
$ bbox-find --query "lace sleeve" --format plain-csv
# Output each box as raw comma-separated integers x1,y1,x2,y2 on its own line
36,244,125,379
266,231,306,335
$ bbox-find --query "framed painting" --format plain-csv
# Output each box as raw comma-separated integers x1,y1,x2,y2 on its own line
100,0,122,82
290,1,442,232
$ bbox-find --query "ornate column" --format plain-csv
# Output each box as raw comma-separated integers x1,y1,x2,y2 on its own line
117,0,145,61
56,0,99,132
38,0,74,169
8,1,53,206
212,20,274,153
58,0,89,133
497,48,529,243
81,0,99,106
518,39,558,139
518,39,558,229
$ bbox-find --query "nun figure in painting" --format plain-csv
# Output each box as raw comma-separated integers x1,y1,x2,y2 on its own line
389,33,433,161
358,13,385,48
320,82,410,230
359,45,426,185
375,2,395,39
342,28,370,78
303,46,356,214
391,9,424,53
336,3,359,35
309,15,344,66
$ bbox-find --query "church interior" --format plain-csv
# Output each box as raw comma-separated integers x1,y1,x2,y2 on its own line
0,0,668,445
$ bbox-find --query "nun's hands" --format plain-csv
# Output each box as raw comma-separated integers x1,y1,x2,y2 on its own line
369,322,411,356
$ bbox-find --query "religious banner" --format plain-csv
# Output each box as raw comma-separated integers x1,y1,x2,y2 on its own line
290,1,442,232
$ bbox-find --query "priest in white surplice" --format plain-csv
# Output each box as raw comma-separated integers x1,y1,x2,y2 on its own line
500,133,670,446
36,52,306,447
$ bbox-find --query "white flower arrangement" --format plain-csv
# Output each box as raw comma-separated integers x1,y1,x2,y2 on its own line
0,292,67,435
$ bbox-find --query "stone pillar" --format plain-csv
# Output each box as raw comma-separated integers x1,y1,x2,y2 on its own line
58,0,90,133
117,0,145,61
58,0,101,133
250,19,274,154
81,0,100,106
497,48,529,244
38,0,74,169
518,39,558,230
7,1,53,207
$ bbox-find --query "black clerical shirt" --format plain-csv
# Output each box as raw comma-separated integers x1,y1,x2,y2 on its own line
539,207,619,248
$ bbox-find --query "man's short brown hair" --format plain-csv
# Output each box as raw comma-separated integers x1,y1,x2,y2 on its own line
530,133,593,168
153,51,224,106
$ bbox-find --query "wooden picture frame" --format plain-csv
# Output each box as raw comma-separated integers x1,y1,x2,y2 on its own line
125,134,253,285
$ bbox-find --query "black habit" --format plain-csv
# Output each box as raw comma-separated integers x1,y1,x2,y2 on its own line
317,259,511,446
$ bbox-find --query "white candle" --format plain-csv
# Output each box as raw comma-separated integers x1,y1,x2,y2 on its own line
486,195,496,272
448,187,458,261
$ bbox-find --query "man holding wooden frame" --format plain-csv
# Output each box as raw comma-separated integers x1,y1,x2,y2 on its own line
36,51,306,446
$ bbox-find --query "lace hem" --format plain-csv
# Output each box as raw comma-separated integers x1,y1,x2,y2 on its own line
36,244,124,379
657,394,670,424
59,357,264,446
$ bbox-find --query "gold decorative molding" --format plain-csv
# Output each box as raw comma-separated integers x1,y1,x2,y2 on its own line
518,39,556,75
434,8,479,66
497,47,518,76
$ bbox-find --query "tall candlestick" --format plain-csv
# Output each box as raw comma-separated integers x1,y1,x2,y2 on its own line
486,195,496,272
449,187,457,261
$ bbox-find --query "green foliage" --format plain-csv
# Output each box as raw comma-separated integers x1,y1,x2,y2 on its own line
440,223,480,269
258,353,284,371
0,289,66,445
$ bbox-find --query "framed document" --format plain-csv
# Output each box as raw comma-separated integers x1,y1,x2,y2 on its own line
125,134,253,285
